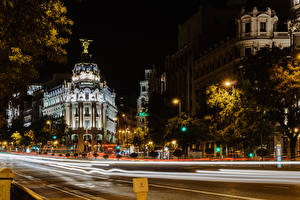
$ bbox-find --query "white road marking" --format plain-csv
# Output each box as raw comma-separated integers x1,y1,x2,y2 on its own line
115,179,265,200
149,183,266,200
15,171,107,200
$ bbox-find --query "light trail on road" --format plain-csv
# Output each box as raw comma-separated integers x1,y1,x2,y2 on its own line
1,153,300,185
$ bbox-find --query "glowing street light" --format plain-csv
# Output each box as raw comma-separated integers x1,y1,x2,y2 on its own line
172,98,180,105
148,141,153,145
172,98,181,116
224,80,232,87
171,140,176,145
46,120,51,125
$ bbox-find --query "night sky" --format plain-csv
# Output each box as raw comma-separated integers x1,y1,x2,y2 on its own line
41,0,289,107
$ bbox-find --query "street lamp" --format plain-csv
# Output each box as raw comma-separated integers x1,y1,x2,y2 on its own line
224,80,233,87
172,98,181,116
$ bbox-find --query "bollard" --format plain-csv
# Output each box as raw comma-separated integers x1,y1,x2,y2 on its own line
133,178,148,200
0,168,14,200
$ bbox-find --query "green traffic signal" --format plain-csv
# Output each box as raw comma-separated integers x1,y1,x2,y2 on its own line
249,153,254,158
116,145,121,150
181,126,187,132
216,147,221,153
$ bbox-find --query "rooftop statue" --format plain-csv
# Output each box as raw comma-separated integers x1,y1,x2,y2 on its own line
79,39,93,54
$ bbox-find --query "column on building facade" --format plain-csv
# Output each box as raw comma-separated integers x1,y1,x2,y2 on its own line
69,103,72,128
92,102,96,128
102,103,106,130
91,103,94,128
102,103,107,142
79,102,83,128
65,103,70,126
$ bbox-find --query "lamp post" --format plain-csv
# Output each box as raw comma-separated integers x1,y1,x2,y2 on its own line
172,98,181,116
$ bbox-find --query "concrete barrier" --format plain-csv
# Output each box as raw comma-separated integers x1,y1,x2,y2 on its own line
0,168,14,200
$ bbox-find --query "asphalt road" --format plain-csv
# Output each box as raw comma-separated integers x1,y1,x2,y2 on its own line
1,153,300,200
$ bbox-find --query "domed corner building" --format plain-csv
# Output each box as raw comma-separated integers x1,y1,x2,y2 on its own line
42,39,118,152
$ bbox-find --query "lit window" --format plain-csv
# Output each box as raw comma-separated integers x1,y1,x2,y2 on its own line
84,120,90,129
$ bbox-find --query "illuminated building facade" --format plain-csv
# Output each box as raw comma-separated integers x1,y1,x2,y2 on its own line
137,69,151,131
43,39,117,152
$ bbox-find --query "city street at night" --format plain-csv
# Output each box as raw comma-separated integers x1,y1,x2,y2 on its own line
1,153,300,200
1,0,300,199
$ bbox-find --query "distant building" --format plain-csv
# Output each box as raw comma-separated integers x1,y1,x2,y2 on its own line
7,39,118,152
137,69,152,131
165,4,242,115
42,39,117,151
164,6,290,116
193,7,290,113
7,84,43,128
115,94,137,145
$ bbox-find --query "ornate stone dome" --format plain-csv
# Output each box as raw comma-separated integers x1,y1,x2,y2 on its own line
71,39,101,83
73,62,100,75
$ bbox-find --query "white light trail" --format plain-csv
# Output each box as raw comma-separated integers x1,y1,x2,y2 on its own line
1,153,300,185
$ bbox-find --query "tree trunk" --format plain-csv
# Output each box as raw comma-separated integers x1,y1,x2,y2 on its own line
290,137,297,160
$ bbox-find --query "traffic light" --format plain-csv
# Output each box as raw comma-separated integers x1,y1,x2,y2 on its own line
216,147,221,153
116,145,121,153
52,135,57,140
181,126,187,132
249,153,254,158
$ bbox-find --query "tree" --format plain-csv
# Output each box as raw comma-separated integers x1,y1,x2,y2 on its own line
269,54,300,159
30,117,51,146
130,127,146,150
11,131,22,145
206,84,243,144
206,81,275,154
0,0,73,127
241,47,300,159
165,113,209,156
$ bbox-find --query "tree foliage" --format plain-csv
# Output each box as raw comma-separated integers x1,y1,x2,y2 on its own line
206,79,275,151
241,47,300,159
11,131,22,145
130,127,146,149
165,113,209,151
0,0,73,127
